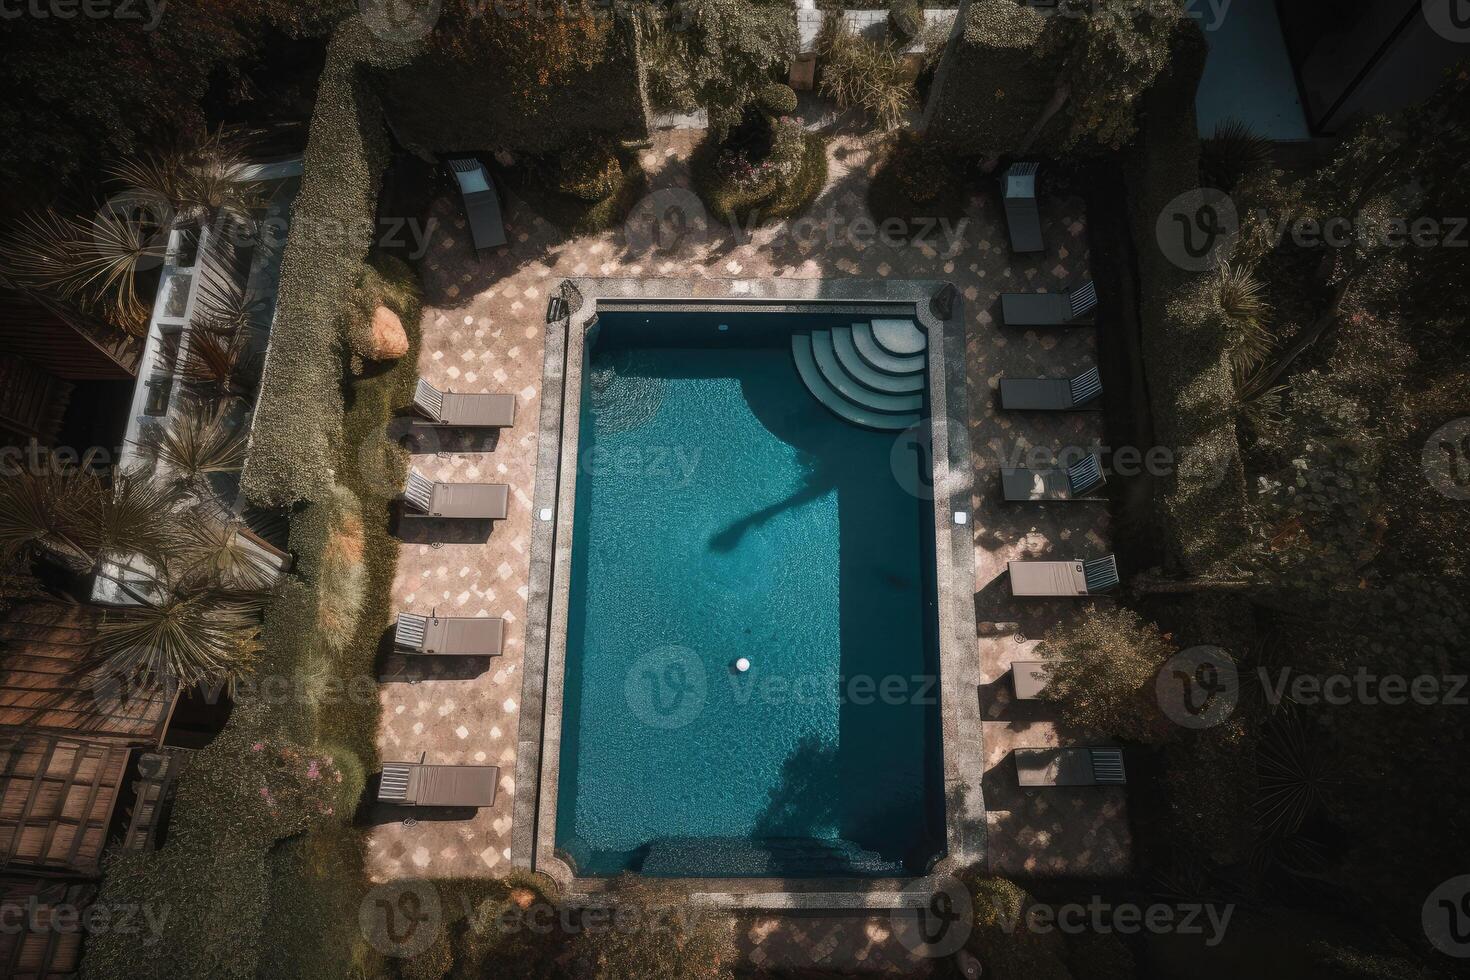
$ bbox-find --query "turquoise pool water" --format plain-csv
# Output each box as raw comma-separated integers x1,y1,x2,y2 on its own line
556,312,945,877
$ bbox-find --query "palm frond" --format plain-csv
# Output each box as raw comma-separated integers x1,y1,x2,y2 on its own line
0,467,104,571
83,470,183,566
1201,118,1274,192
96,587,262,687
1256,712,1334,839
169,511,284,592
144,398,248,486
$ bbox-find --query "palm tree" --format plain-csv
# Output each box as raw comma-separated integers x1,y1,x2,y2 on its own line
0,458,271,686
143,397,248,492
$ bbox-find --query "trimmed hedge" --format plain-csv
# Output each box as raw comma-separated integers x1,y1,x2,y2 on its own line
1121,21,1246,574
373,6,648,158
85,22,424,975
242,21,392,508
921,0,1060,157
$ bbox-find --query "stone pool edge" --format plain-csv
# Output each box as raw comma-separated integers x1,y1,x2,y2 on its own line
512,277,982,906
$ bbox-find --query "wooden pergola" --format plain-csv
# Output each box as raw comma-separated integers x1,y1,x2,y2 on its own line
0,736,131,878
0,878,92,979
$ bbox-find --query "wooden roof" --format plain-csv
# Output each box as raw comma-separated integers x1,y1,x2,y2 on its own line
0,735,130,877
0,606,175,747
0,878,92,979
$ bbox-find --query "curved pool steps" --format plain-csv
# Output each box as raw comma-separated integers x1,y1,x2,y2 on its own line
851,321,926,375
792,333,921,432
811,331,924,414
831,326,926,395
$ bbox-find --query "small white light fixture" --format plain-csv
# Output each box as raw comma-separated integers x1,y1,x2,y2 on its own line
718,323,730,331
538,507,554,522
735,657,751,673
953,511,969,526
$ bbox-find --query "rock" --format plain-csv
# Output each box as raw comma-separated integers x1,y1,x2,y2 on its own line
368,305,408,360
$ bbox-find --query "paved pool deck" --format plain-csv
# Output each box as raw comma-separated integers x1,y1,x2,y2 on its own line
364,128,1131,907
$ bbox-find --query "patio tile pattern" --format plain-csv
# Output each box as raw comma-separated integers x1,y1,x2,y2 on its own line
365,129,1129,890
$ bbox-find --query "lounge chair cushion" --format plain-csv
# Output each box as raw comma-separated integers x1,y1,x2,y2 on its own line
999,377,1074,411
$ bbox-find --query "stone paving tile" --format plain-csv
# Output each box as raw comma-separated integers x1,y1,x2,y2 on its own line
365,128,1130,888
740,913,934,976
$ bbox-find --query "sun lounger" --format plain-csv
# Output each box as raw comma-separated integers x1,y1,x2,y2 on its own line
402,469,509,520
447,157,507,251
1011,661,1053,700
999,366,1102,411
1003,162,1044,254
394,613,504,656
1000,281,1097,327
413,379,516,428
1007,555,1119,597
378,759,499,806
1015,747,1126,786
1001,453,1105,501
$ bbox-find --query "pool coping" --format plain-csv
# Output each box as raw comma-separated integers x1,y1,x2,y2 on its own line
513,277,983,906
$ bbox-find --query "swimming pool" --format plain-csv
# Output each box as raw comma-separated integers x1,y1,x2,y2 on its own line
554,310,946,877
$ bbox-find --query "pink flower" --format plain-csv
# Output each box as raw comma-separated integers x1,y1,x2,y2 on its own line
252,743,263,752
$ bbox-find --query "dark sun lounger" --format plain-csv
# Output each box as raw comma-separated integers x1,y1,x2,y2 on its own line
1001,453,1106,501
448,157,508,251
403,469,509,520
413,379,516,428
1007,555,1119,597
1003,162,1044,254
394,613,505,656
378,759,499,807
1015,747,1126,786
1001,281,1097,327
999,367,1102,411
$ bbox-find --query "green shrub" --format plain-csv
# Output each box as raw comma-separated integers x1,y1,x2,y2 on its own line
756,82,797,116
922,0,1053,156
888,0,924,47
959,871,1072,980
1122,21,1246,574
555,142,625,202
817,14,914,132
1038,605,1178,744
692,122,827,227
314,484,366,651
1200,118,1273,193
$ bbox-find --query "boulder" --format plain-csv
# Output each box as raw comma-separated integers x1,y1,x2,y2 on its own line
367,305,408,360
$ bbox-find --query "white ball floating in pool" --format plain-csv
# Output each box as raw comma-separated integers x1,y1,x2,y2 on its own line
734,657,751,673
